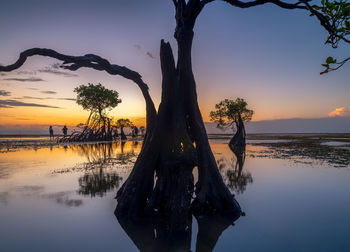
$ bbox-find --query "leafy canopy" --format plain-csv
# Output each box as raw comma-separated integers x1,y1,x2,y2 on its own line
74,83,122,114
115,118,134,128
210,98,254,129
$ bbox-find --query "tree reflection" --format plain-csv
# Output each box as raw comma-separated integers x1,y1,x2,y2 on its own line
78,169,122,197
117,215,192,252
116,212,239,252
195,215,238,252
70,142,140,197
218,149,253,194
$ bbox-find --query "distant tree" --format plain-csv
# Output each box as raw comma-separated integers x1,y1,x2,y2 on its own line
75,83,121,126
115,119,134,141
59,83,121,142
139,126,146,136
210,98,253,153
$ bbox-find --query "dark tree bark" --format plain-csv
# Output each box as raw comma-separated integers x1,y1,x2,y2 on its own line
120,126,127,141
229,114,246,155
194,214,240,252
116,213,192,252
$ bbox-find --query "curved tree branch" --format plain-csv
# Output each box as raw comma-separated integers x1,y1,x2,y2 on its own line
200,0,308,11
0,48,157,129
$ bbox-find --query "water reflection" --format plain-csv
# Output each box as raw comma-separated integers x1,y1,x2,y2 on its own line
78,171,122,197
217,149,253,194
69,142,140,197
43,191,83,207
117,213,239,252
195,215,237,252
0,191,9,204
70,141,138,165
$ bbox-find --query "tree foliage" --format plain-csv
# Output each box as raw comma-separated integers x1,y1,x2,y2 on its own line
115,118,134,129
58,83,122,142
74,83,122,116
308,0,350,73
210,98,254,130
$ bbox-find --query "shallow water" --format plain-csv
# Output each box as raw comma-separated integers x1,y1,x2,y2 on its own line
0,140,349,252
320,141,350,146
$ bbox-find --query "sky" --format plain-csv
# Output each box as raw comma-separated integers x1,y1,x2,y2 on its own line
0,0,349,134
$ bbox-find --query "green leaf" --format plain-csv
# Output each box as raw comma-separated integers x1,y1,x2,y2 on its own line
326,56,336,64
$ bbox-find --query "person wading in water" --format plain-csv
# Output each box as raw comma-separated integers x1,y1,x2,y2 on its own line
49,126,54,140
62,125,68,136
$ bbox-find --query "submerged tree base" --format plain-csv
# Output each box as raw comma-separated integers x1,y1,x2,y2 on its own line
58,127,117,143
116,207,241,252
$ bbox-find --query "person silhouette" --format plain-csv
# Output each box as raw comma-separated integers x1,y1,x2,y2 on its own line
133,126,138,137
62,125,68,136
49,126,54,140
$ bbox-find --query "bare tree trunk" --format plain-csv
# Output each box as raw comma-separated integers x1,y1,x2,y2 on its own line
116,24,241,225
116,41,197,236
120,126,127,140
229,114,246,155
175,25,241,217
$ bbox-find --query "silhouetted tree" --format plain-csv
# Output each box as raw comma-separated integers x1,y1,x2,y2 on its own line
116,210,239,252
140,126,146,136
115,118,134,140
210,98,253,154
1,0,347,235
75,83,121,125
60,83,121,142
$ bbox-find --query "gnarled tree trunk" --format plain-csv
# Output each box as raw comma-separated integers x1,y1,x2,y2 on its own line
229,114,246,155
116,25,241,232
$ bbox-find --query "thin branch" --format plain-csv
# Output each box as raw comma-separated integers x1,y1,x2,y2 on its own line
301,0,350,44
200,0,349,46
200,0,308,10
321,56,350,74
0,48,157,128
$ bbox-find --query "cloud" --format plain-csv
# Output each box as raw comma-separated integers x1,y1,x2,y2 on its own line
21,96,46,100
27,87,39,90
0,99,60,108
146,52,155,59
0,192,9,204
134,44,142,55
15,70,37,75
0,73,6,76
19,96,75,101
51,63,61,69
38,63,78,77
3,77,44,82
134,44,156,59
58,98,76,101
41,90,57,95
328,107,350,117
38,68,78,77
0,90,11,96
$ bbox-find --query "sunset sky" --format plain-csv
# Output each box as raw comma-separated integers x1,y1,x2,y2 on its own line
0,0,349,133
